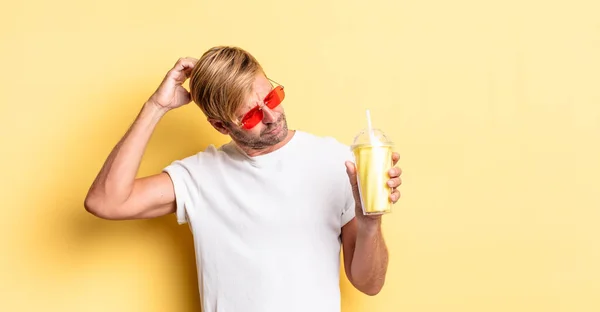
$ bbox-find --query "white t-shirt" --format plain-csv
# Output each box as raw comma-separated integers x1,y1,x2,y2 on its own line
163,130,356,312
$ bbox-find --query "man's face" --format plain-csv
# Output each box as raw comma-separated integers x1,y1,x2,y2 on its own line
226,73,288,150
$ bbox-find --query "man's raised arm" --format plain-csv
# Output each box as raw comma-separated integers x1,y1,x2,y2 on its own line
84,57,197,220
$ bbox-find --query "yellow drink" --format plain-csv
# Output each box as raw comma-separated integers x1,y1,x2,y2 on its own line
352,143,394,215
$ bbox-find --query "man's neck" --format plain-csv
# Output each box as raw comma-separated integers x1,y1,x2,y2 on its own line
237,129,296,157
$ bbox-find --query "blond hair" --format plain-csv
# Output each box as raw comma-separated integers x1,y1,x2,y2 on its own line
189,46,263,124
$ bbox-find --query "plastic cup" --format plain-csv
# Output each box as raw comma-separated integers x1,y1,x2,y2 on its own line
350,128,394,215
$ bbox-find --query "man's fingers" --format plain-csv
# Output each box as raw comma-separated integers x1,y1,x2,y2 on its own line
180,88,192,104
168,57,198,82
180,57,197,78
389,189,401,203
392,152,400,165
345,161,362,203
387,177,402,188
174,57,198,70
388,166,402,177
345,161,357,185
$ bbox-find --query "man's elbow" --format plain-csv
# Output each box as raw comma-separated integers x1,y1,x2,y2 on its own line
360,284,384,296
349,277,385,296
84,194,123,220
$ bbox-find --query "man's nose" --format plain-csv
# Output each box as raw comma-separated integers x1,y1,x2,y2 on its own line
259,103,277,124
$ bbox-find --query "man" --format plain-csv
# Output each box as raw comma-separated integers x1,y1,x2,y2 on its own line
84,46,402,312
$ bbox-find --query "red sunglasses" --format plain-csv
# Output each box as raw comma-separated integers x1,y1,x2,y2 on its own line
239,79,285,130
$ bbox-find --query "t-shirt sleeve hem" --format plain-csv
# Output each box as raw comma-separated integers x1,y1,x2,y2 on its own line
341,144,357,227
341,204,356,226
163,164,190,225
341,175,357,227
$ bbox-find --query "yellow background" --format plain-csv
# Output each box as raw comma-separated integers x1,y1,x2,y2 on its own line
1,0,599,311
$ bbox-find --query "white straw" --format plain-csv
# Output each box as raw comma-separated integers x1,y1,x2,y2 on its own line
366,109,375,143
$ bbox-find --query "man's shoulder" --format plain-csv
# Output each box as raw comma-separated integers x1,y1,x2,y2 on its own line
294,130,352,157
296,130,350,147
165,143,234,168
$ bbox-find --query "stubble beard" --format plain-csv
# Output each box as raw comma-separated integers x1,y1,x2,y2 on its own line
228,114,289,150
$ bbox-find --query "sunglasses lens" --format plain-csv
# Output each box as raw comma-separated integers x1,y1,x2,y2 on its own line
241,107,263,129
264,86,285,109
240,85,285,129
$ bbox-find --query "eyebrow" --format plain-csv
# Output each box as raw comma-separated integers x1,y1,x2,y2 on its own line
236,85,274,121
236,104,253,122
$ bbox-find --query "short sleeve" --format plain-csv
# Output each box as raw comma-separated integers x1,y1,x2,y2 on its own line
341,180,356,226
340,148,357,226
162,156,200,225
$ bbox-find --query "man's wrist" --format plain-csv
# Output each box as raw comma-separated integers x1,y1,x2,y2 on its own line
143,100,169,118
356,213,382,236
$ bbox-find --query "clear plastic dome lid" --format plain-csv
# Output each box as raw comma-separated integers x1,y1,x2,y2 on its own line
352,128,393,147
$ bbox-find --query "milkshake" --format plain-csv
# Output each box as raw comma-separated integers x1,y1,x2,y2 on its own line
350,110,394,215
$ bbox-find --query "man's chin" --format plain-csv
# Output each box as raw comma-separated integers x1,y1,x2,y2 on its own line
263,124,281,137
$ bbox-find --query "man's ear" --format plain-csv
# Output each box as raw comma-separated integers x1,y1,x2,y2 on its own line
207,117,230,135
